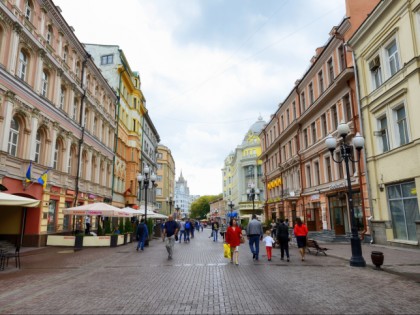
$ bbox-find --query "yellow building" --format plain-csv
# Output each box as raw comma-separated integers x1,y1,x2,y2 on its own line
349,0,420,247
156,144,176,216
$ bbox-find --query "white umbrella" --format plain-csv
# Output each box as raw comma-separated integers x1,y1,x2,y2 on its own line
121,207,143,216
63,202,130,217
0,192,40,207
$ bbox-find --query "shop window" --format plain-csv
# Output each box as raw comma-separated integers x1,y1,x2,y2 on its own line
47,200,57,232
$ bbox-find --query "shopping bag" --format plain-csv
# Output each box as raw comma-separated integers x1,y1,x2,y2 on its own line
223,243,231,259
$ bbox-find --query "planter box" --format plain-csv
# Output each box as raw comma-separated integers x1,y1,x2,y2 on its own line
47,235,75,247
117,235,124,245
83,236,111,247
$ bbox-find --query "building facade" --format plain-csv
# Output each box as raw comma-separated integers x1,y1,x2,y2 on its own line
85,44,146,208
0,0,117,246
348,0,420,247
174,171,191,218
260,0,379,239
222,116,266,221
156,144,175,215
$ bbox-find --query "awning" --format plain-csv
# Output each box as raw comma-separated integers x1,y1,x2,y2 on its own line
63,202,130,217
0,192,40,207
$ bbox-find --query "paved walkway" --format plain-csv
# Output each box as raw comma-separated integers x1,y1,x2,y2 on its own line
0,229,419,314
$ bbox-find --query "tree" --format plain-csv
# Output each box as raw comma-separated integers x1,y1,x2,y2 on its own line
190,195,221,219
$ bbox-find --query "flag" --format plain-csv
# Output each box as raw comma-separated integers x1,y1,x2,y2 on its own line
25,161,32,183
37,169,50,189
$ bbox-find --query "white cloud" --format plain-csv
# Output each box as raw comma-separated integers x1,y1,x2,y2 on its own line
55,0,345,195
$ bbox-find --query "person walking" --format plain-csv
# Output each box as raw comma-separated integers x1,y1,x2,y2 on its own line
178,220,186,243
212,220,220,242
294,217,308,261
136,219,148,251
85,215,91,235
225,219,242,265
163,215,179,260
246,214,264,260
220,219,227,241
185,219,192,241
276,218,290,262
263,230,275,261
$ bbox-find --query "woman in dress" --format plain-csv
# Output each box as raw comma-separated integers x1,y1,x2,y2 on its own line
225,219,242,265
293,217,308,261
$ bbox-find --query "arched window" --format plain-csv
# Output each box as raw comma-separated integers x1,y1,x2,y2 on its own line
72,98,78,121
53,138,64,171
41,70,49,97
91,155,97,183
34,130,41,163
63,46,68,63
8,117,19,156
53,141,59,170
75,60,80,77
68,145,75,175
25,0,32,21
18,50,28,81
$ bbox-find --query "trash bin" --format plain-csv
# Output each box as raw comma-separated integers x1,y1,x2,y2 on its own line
371,251,384,269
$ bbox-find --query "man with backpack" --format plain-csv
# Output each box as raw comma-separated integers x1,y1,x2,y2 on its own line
185,219,192,242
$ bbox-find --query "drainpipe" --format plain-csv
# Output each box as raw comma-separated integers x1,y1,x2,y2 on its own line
74,53,91,207
350,47,374,243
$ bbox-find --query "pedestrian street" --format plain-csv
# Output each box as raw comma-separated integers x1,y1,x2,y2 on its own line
0,229,419,314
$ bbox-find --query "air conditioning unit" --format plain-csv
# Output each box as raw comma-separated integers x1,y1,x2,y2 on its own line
369,57,380,71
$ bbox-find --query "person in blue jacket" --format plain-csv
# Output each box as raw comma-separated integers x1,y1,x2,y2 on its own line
136,219,149,251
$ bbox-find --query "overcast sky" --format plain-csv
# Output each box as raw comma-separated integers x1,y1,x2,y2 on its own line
54,0,346,196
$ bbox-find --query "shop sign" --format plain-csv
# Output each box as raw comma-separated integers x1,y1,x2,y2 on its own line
66,190,75,196
50,186,60,194
329,182,347,191
310,194,320,201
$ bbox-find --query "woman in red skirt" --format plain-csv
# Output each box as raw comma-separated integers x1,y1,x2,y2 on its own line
225,219,242,265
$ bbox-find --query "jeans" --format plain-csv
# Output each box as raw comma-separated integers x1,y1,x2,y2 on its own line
137,236,145,250
249,235,260,259
165,235,175,258
213,230,218,242
179,230,186,242
185,229,190,241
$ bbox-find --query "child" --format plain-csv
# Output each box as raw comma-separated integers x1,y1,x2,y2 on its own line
263,230,275,261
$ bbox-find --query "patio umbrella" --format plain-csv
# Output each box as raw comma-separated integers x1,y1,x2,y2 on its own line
0,192,40,207
63,202,130,217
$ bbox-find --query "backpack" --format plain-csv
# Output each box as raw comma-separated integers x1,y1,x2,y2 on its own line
185,222,191,229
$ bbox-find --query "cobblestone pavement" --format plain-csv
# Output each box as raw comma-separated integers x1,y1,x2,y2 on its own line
1,230,420,314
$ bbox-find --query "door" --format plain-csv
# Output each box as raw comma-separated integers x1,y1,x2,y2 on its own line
334,207,345,235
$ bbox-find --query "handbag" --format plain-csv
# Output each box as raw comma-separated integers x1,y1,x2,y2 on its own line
223,243,231,259
240,236,245,244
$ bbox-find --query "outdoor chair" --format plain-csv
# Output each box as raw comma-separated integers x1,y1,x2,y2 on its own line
4,246,21,269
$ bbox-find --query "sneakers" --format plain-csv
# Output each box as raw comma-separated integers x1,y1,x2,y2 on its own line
253,253,256,260
287,258,290,262
136,247,139,252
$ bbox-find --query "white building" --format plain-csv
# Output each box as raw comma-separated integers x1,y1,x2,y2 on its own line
174,171,191,218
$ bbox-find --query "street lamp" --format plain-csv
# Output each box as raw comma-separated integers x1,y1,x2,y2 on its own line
247,183,260,215
166,193,173,214
137,165,157,246
325,121,366,267
175,204,180,220
227,200,234,219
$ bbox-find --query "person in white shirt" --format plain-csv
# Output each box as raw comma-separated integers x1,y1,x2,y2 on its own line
85,216,91,235
263,230,275,261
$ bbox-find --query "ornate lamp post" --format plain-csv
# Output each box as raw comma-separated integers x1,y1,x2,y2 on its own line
137,165,156,246
166,193,173,214
227,200,234,219
325,121,366,267
247,183,260,215
175,205,180,220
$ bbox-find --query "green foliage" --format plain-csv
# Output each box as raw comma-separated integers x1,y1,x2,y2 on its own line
97,223,103,236
190,195,220,219
146,218,153,238
118,218,124,234
124,218,132,233
240,218,249,229
104,219,112,234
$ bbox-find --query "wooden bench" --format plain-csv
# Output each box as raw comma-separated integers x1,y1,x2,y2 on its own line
306,239,328,256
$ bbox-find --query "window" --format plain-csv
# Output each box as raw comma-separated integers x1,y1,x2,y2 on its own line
68,147,72,173
156,188,162,196
387,181,420,241
8,117,19,156
292,102,297,120
41,71,48,97
63,46,68,63
325,156,332,182
53,141,59,169
378,116,389,152
101,54,113,65
338,45,346,71
25,0,32,21
306,164,312,187
321,114,327,137
286,109,290,125
93,117,97,136
47,200,57,232
318,70,324,93
387,40,400,76
331,105,338,131
314,161,320,185
73,99,78,120
35,131,41,163
395,106,409,146
369,55,382,90
309,83,314,104
280,116,284,131
344,94,352,122
18,51,28,81
336,152,344,179
311,122,316,144
59,87,65,109
301,92,306,112
303,128,308,148
46,25,53,45
328,58,334,84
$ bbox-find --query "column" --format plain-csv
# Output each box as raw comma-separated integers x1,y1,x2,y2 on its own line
86,149,93,181
28,109,40,161
49,123,58,168
95,154,101,183
64,132,72,174
54,69,63,106
34,49,46,94
7,23,22,75
1,91,15,151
